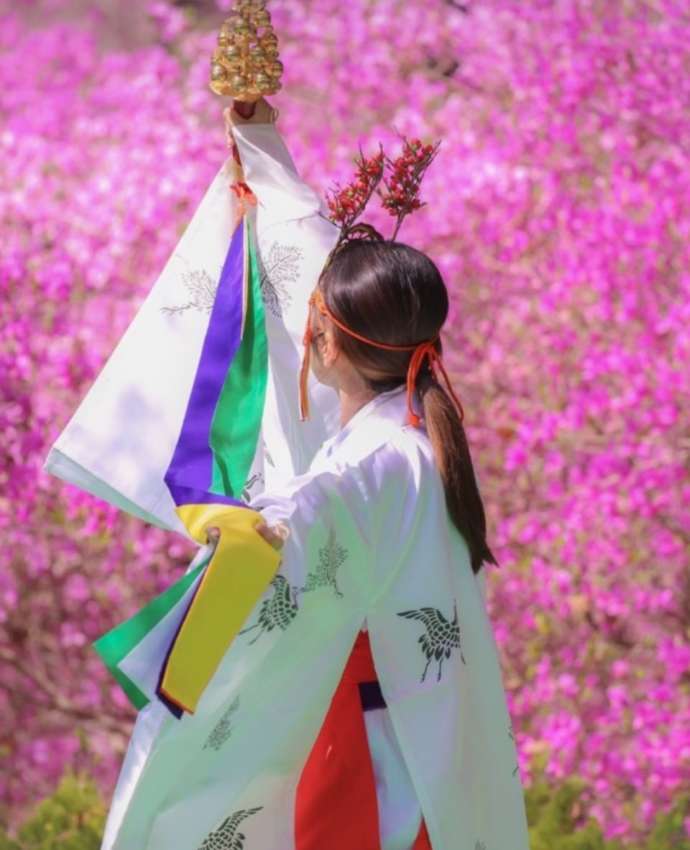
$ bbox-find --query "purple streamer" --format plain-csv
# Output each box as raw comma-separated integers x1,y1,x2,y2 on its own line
164,219,247,506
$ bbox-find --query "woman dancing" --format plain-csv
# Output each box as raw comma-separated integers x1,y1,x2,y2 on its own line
86,101,531,850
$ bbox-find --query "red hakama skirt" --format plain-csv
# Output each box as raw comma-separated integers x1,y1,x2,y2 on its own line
294,629,433,850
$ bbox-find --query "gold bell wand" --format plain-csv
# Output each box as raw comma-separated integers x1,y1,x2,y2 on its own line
209,0,282,209
209,0,283,121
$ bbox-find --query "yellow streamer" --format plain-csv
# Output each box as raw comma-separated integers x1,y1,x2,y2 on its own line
159,504,281,714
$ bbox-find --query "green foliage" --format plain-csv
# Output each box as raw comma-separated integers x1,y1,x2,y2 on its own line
526,774,690,850
0,769,688,849
0,774,106,850
527,776,615,850
0,832,21,850
644,793,690,850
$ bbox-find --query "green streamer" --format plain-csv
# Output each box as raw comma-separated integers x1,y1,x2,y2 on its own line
209,217,269,498
92,558,208,710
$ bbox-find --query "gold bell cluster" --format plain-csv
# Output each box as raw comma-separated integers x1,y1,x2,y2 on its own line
209,0,283,101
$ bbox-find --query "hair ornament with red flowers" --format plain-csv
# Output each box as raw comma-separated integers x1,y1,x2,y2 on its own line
322,136,441,267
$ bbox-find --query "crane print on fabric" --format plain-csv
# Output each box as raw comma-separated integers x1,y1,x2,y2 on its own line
203,695,240,752
397,600,465,682
298,527,346,597
237,574,299,645
237,529,348,644
196,806,263,850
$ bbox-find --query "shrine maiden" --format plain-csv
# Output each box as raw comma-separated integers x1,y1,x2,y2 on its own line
99,237,530,850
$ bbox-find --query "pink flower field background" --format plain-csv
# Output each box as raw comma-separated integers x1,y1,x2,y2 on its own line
1,0,689,842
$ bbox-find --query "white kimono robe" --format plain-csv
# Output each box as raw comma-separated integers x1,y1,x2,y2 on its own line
101,385,530,850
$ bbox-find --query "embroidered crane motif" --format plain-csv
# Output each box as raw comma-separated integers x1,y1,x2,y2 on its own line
237,574,299,644
197,806,263,850
298,528,346,598
397,601,465,681
161,267,218,316
203,695,240,752
257,241,302,318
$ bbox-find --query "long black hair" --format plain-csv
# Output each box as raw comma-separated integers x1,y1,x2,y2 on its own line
318,239,497,575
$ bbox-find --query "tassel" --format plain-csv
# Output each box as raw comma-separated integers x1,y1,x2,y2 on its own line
299,322,314,421
404,340,464,428
405,341,437,428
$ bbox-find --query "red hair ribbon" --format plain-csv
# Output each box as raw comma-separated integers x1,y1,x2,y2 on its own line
299,289,464,428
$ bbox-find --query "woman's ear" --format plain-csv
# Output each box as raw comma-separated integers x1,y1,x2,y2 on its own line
317,327,339,369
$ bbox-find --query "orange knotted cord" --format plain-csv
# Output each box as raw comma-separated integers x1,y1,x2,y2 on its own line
299,289,464,427
299,311,315,421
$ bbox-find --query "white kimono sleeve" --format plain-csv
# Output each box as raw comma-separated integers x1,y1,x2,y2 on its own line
104,443,423,850
248,441,420,616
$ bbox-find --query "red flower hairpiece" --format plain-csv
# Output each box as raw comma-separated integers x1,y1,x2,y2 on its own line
323,135,441,265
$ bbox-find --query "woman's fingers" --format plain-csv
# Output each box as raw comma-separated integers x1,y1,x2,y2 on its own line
223,96,278,131
205,520,288,550
255,520,289,550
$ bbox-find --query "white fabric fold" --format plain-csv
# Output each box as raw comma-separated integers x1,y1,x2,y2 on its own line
101,388,530,850
44,120,340,531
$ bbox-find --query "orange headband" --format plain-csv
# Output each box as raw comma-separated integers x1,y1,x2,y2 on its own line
299,289,465,428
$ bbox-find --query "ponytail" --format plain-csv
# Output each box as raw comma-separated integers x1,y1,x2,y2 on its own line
418,374,498,575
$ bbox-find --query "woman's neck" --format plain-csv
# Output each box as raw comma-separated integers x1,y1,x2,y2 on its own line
338,385,378,428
